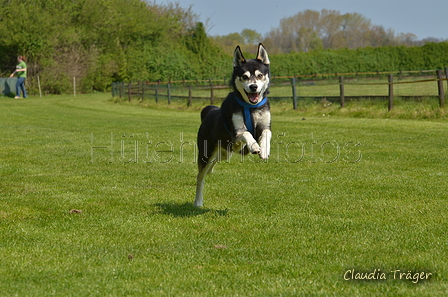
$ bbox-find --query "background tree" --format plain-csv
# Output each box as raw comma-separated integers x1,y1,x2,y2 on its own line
263,9,430,53
1,3,446,95
241,29,262,45
211,29,263,53
0,0,224,94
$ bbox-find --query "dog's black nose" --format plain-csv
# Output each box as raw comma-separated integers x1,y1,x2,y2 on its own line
249,84,258,92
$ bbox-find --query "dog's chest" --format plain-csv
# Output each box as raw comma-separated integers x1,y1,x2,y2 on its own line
231,109,270,132
252,109,271,127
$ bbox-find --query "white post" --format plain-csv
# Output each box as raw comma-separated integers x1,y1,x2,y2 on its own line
37,75,42,98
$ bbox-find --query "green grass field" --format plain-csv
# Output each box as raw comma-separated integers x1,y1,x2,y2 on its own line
1,93,447,296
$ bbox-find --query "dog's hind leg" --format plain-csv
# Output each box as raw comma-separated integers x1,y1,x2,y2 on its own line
194,149,218,207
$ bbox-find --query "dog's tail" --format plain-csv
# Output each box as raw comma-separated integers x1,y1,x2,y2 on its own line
200,105,220,122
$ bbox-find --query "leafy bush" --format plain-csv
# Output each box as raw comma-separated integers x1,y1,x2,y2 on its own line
270,43,448,76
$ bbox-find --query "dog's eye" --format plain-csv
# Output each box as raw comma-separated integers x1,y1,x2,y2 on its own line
257,73,264,79
242,74,250,80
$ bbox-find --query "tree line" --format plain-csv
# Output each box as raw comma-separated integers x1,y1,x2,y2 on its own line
0,0,226,94
269,42,448,77
1,1,447,95
213,9,445,54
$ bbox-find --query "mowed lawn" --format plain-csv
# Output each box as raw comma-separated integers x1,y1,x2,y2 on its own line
0,93,447,296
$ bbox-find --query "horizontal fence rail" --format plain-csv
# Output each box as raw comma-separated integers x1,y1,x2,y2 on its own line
112,69,448,110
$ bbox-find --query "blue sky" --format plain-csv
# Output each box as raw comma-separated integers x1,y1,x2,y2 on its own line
159,0,447,40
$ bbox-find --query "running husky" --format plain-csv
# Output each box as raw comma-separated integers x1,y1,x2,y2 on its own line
194,43,271,207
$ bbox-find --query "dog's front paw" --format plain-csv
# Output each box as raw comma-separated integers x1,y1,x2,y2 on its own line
248,142,261,155
259,149,269,160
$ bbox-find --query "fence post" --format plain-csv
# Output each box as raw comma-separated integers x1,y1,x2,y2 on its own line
445,67,448,103
209,78,214,105
137,81,141,100
291,77,297,110
437,70,445,108
188,85,192,107
167,82,171,104
73,77,76,98
388,74,394,111
37,75,42,98
141,81,145,101
339,76,345,108
155,80,160,103
128,81,132,102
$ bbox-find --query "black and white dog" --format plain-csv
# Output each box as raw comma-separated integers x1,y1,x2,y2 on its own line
194,43,272,207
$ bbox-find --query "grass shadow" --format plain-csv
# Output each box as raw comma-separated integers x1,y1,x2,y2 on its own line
154,202,228,218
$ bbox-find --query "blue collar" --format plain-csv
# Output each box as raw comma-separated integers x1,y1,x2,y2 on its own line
234,96,268,135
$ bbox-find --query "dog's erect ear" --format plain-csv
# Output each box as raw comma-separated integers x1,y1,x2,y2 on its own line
256,43,270,65
233,46,246,67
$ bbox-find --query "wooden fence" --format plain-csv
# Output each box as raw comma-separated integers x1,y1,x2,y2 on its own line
112,69,448,110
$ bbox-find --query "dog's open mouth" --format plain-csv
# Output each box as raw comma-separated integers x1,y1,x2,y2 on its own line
246,92,260,104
